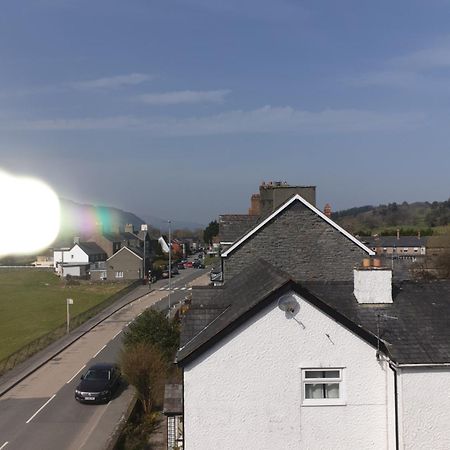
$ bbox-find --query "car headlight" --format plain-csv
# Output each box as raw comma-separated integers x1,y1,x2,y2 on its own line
75,390,82,395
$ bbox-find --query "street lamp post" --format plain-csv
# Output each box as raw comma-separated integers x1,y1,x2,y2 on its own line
66,298,73,334
168,220,172,314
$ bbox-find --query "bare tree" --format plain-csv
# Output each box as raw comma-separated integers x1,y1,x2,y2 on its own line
120,342,167,414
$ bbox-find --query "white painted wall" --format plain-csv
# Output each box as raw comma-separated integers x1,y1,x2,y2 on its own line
53,249,70,269
68,244,89,263
400,367,450,450
183,291,396,450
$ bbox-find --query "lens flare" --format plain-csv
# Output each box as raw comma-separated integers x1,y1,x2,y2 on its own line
0,170,60,256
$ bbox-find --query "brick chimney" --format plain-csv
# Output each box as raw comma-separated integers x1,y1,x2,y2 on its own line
248,194,261,216
324,203,332,218
354,259,393,304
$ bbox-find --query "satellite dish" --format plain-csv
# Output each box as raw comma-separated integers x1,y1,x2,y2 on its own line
277,295,298,315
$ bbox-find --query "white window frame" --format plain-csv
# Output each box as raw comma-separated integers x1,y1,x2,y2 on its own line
301,368,345,406
115,271,124,278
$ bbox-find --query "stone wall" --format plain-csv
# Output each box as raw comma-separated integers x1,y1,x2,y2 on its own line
223,201,369,282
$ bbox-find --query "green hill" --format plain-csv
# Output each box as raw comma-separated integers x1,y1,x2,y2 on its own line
332,199,450,235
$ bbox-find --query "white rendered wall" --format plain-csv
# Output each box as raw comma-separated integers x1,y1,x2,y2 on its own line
68,245,89,263
400,368,450,449
183,291,395,450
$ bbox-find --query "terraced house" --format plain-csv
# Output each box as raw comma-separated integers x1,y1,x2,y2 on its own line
177,193,450,450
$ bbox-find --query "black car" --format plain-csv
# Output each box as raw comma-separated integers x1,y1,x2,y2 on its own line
75,363,121,403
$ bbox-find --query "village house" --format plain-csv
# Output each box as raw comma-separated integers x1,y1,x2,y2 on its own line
177,192,450,450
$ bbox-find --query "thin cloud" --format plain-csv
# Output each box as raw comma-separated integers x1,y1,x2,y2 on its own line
350,40,450,90
68,73,152,90
1,106,425,136
137,89,231,105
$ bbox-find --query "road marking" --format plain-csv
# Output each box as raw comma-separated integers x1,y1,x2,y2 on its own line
181,287,186,290
174,287,179,290
112,329,122,339
188,287,192,290
26,395,56,423
66,365,86,384
159,288,164,291
0,442,9,450
93,344,107,358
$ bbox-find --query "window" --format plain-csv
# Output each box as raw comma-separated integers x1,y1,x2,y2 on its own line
302,368,344,406
115,271,124,278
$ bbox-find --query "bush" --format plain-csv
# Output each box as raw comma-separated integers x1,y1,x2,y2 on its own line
120,342,167,414
123,309,179,362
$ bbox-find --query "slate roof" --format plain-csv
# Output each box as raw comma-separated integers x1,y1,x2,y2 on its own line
177,259,450,366
177,259,292,364
361,236,428,248
107,245,144,260
303,280,450,365
218,214,261,243
102,232,140,242
77,242,107,255
163,384,183,416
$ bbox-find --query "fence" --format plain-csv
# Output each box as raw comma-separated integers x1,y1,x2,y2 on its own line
0,280,140,376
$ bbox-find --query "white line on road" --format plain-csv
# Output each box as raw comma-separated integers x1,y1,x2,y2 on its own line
112,329,122,339
188,287,192,290
93,344,107,358
26,394,56,424
66,365,86,384
181,287,186,290
159,288,164,291
174,287,179,290
0,442,9,450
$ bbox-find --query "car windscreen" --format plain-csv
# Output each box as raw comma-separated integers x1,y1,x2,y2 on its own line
84,369,110,380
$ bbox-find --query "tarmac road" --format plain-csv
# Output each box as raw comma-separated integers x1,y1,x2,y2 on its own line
0,267,207,450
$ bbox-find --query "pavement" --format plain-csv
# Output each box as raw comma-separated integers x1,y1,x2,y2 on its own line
0,282,153,398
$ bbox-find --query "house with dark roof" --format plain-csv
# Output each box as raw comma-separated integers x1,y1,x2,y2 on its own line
220,194,375,282
56,242,107,278
106,246,147,280
177,194,450,450
178,258,450,450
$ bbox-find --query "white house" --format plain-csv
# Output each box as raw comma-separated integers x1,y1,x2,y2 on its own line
177,259,450,450
55,242,106,277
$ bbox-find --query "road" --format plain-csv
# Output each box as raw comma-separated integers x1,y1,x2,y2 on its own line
0,266,208,450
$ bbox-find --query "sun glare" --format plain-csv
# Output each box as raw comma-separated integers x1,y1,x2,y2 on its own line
0,170,60,257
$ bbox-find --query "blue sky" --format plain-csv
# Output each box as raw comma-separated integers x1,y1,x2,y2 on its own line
1,0,449,226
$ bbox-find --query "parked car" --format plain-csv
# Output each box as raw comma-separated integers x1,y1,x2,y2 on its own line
177,262,185,270
162,268,170,278
184,261,193,268
171,265,179,275
75,363,121,403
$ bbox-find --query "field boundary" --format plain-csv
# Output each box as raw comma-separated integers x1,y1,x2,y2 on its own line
0,280,140,377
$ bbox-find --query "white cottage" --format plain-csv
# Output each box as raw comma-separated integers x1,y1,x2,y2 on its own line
177,259,450,450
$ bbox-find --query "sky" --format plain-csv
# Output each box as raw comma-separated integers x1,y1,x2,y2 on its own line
1,0,449,227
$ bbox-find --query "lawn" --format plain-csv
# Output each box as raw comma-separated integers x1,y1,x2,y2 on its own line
0,269,131,362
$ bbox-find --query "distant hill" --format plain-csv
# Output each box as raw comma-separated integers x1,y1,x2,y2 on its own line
57,198,148,242
56,199,203,246
332,199,450,235
138,213,204,232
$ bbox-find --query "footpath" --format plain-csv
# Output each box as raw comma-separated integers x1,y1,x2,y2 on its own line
0,283,153,397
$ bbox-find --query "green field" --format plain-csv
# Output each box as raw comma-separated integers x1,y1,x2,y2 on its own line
0,269,131,362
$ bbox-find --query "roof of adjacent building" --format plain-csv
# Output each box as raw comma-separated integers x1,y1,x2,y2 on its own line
163,384,183,416
218,214,261,243
221,194,375,258
107,245,144,260
77,242,107,255
102,231,140,242
360,236,428,248
177,259,450,366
